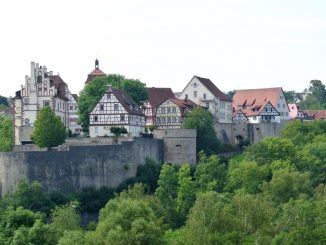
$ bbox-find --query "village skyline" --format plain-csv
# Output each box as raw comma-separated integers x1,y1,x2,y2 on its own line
1,0,326,96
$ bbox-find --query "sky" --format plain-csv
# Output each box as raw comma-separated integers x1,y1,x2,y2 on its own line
1,0,326,97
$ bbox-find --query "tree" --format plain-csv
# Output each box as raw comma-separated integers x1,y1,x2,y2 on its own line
0,116,13,151
88,185,164,245
177,164,196,217
195,152,227,192
299,80,326,109
77,75,148,132
183,107,221,155
284,90,296,103
244,137,296,165
225,161,269,194
154,163,180,227
0,95,8,106
110,126,128,137
32,107,66,149
262,168,312,204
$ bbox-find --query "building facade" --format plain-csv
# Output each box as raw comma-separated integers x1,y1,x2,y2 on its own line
178,76,233,124
89,85,145,137
144,87,175,126
155,98,196,129
13,62,79,145
232,87,290,123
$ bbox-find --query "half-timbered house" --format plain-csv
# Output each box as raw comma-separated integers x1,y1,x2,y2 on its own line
155,98,196,129
144,87,175,126
232,87,289,123
89,85,145,137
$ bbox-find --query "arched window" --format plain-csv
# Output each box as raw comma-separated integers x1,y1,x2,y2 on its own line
38,85,42,95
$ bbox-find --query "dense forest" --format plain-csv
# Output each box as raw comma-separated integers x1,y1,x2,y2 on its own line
0,120,325,244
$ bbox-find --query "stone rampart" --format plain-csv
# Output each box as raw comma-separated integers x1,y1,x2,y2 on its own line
0,138,163,197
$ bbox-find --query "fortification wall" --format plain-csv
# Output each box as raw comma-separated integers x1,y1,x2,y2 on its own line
0,138,163,197
153,129,197,165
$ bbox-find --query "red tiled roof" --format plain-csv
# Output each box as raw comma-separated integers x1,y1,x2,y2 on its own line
304,110,326,120
195,76,232,102
147,87,175,108
85,68,106,84
49,75,69,101
168,98,196,116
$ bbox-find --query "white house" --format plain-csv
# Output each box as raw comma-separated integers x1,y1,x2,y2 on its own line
232,87,289,123
13,62,78,145
178,76,233,123
89,85,145,137
155,98,196,129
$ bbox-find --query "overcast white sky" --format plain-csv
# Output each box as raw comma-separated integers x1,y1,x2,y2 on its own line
1,0,326,97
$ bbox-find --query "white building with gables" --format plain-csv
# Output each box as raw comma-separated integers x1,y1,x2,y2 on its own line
89,85,145,137
12,62,81,145
178,76,233,124
232,87,289,123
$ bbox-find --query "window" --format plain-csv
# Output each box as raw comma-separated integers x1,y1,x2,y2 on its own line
167,108,171,114
283,104,285,108
193,82,197,88
43,101,50,107
185,94,188,100
114,104,118,111
167,117,171,123
161,108,166,114
120,114,125,121
203,93,206,100
25,118,30,124
70,106,73,110
285,112,288,116
280,96,284,99
94,116,98,122
100,104,104,111
172,117,176,123
23,97,29,104
156,118,160,123
194,91,197,98
107,93,111,99
253,116,257,120
162,118,166,124
95,127,98,134
172,107,176,113
277,104,280,108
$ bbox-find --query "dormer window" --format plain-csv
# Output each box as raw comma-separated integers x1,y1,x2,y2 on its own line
100,104,104,111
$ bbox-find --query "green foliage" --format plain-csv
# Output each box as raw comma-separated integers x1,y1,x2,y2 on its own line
225,161,269,194
245,137,296,165
0,116,13,151
77,74,148,132
195,152,227,192
299,80,326,109
177,164,196,217
0,95,8,106
89,185,164,245
58,230,85,245
284,90,296,103
110,126,128,137
32,107,66,148
136,158,162,193
262,168,312,203
183,107,221,155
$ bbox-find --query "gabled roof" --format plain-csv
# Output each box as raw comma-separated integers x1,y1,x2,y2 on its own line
147,87,175,108
157,98,196,117
194,76,232,102
49,75,69,101
233,109,248,119
72,94,78,102
303,110,326,120
85,68,106,84
233,87,283,109
105,86,144,116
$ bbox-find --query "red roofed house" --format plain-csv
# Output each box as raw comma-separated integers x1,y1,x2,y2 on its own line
303,110,326,120
232,87,290,123
288,104,305,120
89,85,145,137
155,98,196,129
85,59,106,84
144,87,175,126
13,62,78,145
178,76,233,124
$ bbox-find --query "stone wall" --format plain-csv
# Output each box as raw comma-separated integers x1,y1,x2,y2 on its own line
153,129,197,165
0,138,163,197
